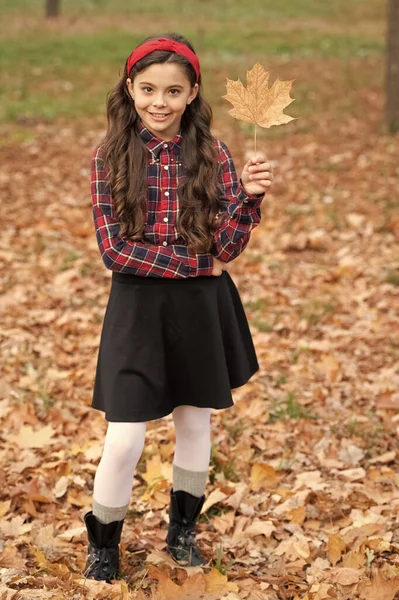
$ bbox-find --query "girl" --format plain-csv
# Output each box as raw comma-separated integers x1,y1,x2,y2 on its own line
84,33,273,583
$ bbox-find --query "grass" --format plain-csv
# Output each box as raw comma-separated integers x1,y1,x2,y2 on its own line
331,418,385,452
0,0,386,127
210,443,240,483
292,346,309,363
275,375,288,388
222,416,249,441
214,544,235,576
244,297,275,331
245,298,269,311
299,297,336,326
59,251,81,271
386,270,399,286
0,0,385,21
269,392,314,421
39,389,55,410
252,317,274,332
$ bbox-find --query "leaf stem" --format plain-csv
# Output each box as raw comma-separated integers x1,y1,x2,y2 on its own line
254,123,257,155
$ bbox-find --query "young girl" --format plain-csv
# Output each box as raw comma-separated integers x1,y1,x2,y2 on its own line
84,33,273,583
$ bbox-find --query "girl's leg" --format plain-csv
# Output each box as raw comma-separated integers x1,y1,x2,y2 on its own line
92,421,147,523
172,405,211,497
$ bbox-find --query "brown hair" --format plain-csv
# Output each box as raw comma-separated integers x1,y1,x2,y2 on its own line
100,33,221,252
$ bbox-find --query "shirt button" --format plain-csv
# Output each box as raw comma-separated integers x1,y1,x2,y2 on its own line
163,143,168,148
162,241,167,246
164,165,169,170
163,217,168,222
164,191,169,196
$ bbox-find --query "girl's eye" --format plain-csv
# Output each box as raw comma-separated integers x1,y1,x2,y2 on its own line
169,89,180,95
143,87,152,93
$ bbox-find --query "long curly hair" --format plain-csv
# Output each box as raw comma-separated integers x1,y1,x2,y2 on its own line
100,32,221,252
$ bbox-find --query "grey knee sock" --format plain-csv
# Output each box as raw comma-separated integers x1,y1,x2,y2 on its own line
173,463,208,497
92,498,129,524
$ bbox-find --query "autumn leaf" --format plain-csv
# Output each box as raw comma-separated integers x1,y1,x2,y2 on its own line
201,488,228,513
147,565,235,600
213,510,235,535
244,519,276,538
330,567,362,586
29,545,50,569
223,62,296,152
0,500,11,519
288,506,306,525
0,546,26,569
327,534,346,566
5,424,56,449
204,568,240,594
57,525,86,541
0,516,32,538
250,463,281,490
141,455,172,488
359,572,399,600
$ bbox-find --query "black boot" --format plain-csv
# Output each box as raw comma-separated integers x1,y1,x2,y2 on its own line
83,511,124,583
166,489,207,566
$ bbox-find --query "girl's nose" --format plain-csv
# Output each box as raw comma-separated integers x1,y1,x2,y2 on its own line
153,95,167,107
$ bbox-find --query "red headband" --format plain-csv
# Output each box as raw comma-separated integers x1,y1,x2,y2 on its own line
127,38,200,82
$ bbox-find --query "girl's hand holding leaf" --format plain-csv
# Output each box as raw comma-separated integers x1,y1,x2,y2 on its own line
241,154,273,195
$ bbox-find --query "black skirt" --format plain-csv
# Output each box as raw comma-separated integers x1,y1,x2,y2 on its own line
91,271,259,422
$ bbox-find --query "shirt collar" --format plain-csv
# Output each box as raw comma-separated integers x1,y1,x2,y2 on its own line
137,120,182,158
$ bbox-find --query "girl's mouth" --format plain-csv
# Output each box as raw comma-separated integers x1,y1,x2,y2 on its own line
149,113,171,122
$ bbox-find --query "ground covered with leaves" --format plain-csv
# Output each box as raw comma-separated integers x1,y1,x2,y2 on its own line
1,53,399,599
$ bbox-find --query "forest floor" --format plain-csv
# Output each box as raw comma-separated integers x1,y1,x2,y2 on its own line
1,1,399,599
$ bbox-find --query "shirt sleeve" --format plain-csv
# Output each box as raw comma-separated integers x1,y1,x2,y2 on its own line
211,140,265,262
91,147,214,278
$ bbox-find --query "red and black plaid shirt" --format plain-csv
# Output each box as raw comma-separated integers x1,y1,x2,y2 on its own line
91,122,264,278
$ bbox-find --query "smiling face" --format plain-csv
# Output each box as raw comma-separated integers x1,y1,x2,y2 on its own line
127,62,199,141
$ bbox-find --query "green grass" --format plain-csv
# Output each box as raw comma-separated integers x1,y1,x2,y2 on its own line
245,298,269,311
214,544,235,576
0,0,385,21
0,0,386,127
222,416,249,441
252,317,274,332
331,418,384,447
299,298,337,327
209,442,240,483
386,270,399,286
270,392,313,421
275,375,288,388
59,251,81,271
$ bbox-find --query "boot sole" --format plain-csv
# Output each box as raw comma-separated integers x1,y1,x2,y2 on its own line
165,546,207,567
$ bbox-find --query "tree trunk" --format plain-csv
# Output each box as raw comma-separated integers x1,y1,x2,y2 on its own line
46,0,61,18
386,0,399,133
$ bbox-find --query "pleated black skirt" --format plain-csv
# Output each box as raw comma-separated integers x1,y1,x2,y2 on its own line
91,271,259,422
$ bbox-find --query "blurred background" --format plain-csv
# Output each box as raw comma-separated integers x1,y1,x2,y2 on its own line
1,2,399,598
0,0,394,137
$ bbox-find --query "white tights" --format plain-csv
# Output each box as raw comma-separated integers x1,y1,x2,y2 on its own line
92,405,211,508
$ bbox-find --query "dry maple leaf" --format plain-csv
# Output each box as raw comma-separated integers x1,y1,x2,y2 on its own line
6,424,56,449
222,62,296,152
359,571,399,600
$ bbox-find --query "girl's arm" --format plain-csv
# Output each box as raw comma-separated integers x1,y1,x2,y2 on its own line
91,149,214,278
211,140,265,262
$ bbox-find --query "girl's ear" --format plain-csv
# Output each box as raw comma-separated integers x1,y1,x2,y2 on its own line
126,78,134,100
187,83,199,105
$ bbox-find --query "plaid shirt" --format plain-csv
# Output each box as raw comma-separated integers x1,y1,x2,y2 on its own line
91,122,264,278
